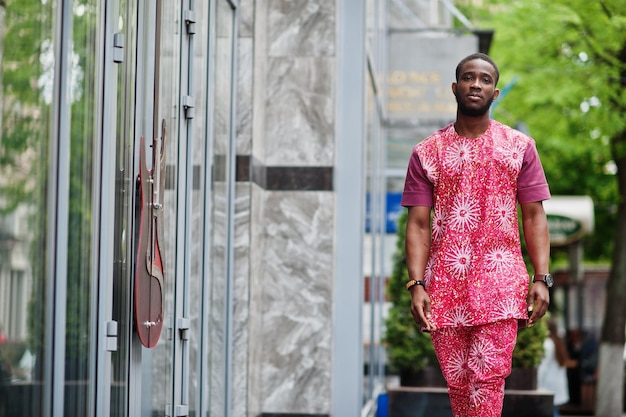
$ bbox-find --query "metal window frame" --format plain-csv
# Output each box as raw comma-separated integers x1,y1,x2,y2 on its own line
45,0,72,414
45,1,120,415
171,0,196,413
364,0,389,408
90,0,122,416
198,0,217,413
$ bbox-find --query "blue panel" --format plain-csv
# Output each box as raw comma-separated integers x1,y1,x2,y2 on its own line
366,192,404,234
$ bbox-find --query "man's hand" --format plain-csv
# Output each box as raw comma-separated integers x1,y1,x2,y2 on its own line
526,282,550,326
409,286,436,332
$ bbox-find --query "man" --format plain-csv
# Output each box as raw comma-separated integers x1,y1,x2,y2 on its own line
401,53,551,417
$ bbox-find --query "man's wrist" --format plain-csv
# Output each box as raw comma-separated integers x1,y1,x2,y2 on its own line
406,279,426,291
532,273,553,288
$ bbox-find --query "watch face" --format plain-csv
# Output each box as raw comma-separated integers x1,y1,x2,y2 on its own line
545,274,554,287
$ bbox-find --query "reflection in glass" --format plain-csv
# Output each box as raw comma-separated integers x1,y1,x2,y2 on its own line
208,1,234,415
143,0,180,415
187,0,210,414
364,0,387,406
111,0,132,415
0,0,55,415
63,0,99,414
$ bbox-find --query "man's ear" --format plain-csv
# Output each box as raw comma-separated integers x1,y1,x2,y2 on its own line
451,82,457,96
493,88,500,101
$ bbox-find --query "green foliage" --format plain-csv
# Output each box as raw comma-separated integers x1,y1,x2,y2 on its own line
0,0,52,213
459,0,626,262
2,0,54,361
384,209,438,373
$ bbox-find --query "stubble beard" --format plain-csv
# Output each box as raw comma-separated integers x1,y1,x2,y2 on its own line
455,92,495,117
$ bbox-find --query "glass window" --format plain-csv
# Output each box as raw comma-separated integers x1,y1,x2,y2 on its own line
363,0,388,408
63,0,101,413
207,1,235,415
187,0,210,414
0,0,55,415
140,1,181,415
111,0,134,415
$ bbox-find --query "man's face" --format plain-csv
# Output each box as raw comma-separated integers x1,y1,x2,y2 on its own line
452,59,500,117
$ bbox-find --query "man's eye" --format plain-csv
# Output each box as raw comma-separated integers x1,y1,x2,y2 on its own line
482,78,491,84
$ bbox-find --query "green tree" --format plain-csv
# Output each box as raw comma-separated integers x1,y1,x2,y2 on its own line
460,1,626,415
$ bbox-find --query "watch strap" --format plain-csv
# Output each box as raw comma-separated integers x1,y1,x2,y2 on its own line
406,279,426,291
532,274,552,287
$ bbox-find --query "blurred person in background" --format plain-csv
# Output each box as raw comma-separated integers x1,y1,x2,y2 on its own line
539,318,578,417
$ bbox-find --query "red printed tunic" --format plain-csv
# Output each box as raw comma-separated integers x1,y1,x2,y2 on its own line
401,120,550,328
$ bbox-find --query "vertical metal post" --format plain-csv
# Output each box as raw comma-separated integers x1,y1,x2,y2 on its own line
91,0,121,415
333,0,366,415
372,0,389,395
46,0,72,415
199,0,217,414
569,242,585,330
177,0,196,411
172,0,188,413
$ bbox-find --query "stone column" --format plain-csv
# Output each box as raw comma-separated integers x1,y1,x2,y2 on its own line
247,0,336,415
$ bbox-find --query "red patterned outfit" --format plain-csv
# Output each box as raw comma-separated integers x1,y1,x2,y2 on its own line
402,120,550,416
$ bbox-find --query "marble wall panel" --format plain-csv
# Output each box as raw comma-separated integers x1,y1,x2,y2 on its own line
253,190,334,413
209,181,228,417
248,184,267,417
237,37,253,154
239,0,255,37
247,0,338,415
252,0,269,167
233,183,252,417
265,56,334,166
267,0,335,57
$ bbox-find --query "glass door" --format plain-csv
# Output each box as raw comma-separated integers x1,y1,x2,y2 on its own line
110,0,137,415
109,0,180,415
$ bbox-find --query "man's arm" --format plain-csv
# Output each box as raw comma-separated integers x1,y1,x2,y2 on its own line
406,205,436,331
520,201,550,326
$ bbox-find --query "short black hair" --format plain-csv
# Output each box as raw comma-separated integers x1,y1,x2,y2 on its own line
455,53,500,86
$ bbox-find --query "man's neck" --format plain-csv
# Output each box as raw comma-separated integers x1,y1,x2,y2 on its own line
453,114,491,138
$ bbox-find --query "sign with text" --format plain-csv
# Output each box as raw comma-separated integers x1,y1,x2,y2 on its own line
547,214,584,246
387,33,478,123
543,196,594,246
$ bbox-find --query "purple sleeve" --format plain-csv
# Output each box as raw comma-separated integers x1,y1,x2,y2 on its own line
517,141,551,204
401,148,434,207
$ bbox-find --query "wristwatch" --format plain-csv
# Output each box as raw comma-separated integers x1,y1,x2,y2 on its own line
532,273,554,288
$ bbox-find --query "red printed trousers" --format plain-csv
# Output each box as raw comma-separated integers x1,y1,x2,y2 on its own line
430,319,518,417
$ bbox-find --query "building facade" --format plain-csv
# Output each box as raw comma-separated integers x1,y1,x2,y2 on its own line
0,0,480,415
0,0,389,416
